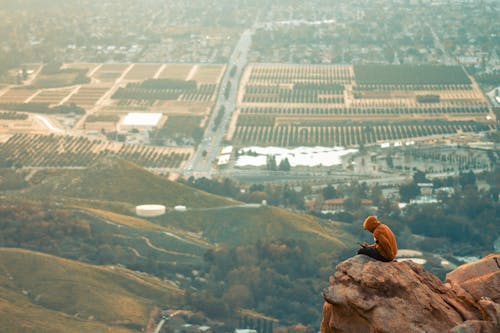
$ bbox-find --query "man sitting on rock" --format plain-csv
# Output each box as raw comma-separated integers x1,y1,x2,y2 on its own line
357,215,397,262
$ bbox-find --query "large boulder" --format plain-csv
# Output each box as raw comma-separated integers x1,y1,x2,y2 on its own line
446,254,500,303
321,255,499,333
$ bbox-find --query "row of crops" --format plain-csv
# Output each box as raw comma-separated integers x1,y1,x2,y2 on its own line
354,83,472,91
353,65,471,85
243,82,345,104
239,105,489,116
248,65,353,83
231,121,493,147
112,83,216,102
0,134,190,168
0,112,28,120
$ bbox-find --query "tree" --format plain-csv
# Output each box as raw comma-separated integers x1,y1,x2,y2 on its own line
413,169,428,183
322,185,337,200
266,155,277,171
399,182,420,202
278,158,291,171
459,170,476,189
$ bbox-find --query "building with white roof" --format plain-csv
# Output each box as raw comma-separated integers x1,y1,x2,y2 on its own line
120,112,164,130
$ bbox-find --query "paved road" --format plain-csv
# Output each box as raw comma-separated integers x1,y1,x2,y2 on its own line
183,28,254,178
34,115,65,133
153,319,166,333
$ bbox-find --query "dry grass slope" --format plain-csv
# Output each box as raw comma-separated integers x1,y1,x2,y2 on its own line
157,205,354,257
24,158,233,208
0,248,182,331
0,287,135,333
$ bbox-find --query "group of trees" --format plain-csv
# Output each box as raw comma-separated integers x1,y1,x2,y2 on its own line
0,133,190,168
240,105,489,116
266,155,291,171
232,120,491,147
353,64,471,86
212,106,225,131
394,168,499,251
0,102,85,115
184,164,499,259
150,115,204,146
243,85,344,104
0,111,28,120
185,239,323,329
32,63,90,88
112,79,216,102
183,177,305,210
0,169,27,190
248,65,352,83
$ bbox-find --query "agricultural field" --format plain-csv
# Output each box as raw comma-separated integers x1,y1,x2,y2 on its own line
0,88,38,103
67,86,109,106
229,64,494,147
31,64,90,89
91,63,130,84
157,64,195,80
123,64,163,81
0,133,193,169
0,63,226,171
192,64,225,84
30,88,74,105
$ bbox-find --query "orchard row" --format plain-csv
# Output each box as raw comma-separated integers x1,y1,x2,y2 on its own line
231,121,492,147
0,134,191,168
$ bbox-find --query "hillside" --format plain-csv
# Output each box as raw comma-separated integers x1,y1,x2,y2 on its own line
156,205,354,257
23,158,233,208
0,200,210,274
0,286,134,333
0,248,182,332
14,159,353,259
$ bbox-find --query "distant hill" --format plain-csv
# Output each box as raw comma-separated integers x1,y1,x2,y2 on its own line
0,199,210,275
14,158,354,260
0,248,182,333
156,205,354,257
23,158,233,208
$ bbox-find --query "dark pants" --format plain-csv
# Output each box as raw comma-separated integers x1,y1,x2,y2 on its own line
357,247,392,262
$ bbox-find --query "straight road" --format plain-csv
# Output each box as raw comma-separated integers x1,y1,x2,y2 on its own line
183,28,254,178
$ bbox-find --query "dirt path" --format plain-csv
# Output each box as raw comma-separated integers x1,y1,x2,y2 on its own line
185,64,199,81
154,64,166,79
58,85,81,106
140,236,198,257
128,246,144,258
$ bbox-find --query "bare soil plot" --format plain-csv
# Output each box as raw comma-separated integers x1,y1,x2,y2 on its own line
30,88,73,105
157,64,194,80
152,100,212,116
192,64,226,84
67,87,110,106
0,89,38,103
92,64,129,83
124,64,163,81
32,71,81,89
63,63,100,73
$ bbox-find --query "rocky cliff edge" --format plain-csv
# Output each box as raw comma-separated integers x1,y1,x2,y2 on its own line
321,254,499,333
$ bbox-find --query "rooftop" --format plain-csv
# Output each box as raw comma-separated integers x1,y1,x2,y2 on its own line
121,113,162,127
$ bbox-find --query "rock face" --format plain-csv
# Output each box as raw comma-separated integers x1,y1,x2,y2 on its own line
321,254,500,333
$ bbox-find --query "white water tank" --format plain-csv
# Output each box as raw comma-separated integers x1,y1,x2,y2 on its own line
174,205,187,212
136,204,166,217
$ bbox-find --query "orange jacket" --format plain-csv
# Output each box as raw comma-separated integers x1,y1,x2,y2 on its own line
363,216,398,261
